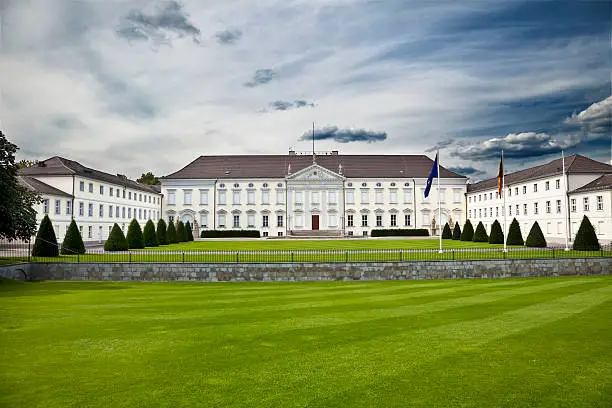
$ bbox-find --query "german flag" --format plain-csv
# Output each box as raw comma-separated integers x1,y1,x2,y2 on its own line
497,156,503,197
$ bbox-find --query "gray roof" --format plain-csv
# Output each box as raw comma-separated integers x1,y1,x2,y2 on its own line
164,154,466,180
17,176,73,198
570,174,612,194
467,155,612,193
18,157,160,194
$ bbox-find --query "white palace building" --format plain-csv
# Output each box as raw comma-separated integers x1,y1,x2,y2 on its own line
161,150,468,237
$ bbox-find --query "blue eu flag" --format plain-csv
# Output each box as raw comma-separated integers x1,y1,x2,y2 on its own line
424,152,438,198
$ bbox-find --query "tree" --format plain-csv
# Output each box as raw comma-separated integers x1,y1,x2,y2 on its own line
137,172,160,185
572,215,600,251
441,222,452,239
61,220,85,255
167,220,178,244
472,221,489,242
506,218,524,246
31,215,59,257
157,219,168,245
452,222,461,240
0,132,41,241
460,220,474,241
104,224,128,251
143,220,158,247
185,221,194,241
126,219,145,249
17,159,35,169
525,221,547,247
176,221,188,242
488,220,504,244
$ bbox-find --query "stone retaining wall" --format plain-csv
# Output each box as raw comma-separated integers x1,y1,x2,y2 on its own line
1,258,610,282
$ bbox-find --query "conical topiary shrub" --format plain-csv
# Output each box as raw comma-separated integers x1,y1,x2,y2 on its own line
32,214,59,257
143,220,158,247
472,221,488,242
126,219,144,249
104,223,128,251
61,219,85,255
441,222,452,239
572,215,600,251
488,220,504,244
156,219,168,245
525,221,547,247
167,221,178,244
452,222,461,240
506,218,524,246
185,221,194,241
176,221,187,242
460,220,474,241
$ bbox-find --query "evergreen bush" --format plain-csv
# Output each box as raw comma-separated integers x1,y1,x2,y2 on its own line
31,214,59,257
452,222,461,240
488,220,504,244
60,219,85,255
460,220,474,241
441,222,452,239
104,223,128,251
572,215,600,251
176,221,187,242
506,218,524,246
143,220,158,247
525,221,547,247
167,221,178,244
126,219,144,249
185,221,194,241
156,219,168,245
472,221,489,242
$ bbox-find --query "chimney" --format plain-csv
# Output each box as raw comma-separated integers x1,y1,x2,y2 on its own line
332,150,338,155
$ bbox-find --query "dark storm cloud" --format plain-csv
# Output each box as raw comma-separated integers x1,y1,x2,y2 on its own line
116,1,201,45
215,29,242,45
244,69,277,87
299,126,387,143
425,139,454,152
451,132,568,161
447,166,485,177
268,100,315,111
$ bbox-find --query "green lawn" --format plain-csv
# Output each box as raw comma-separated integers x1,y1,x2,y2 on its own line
1,277,611,407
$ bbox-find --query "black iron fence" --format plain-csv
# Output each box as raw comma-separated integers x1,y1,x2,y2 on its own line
1,241,610,264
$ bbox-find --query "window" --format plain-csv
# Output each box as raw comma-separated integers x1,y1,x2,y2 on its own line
218,214,226,228
556,200,561,213
376,215,382,227
522,186,526,194
43,199,49,213
123,191,126,199
469,209,471,218
167,191,176,205
376,182,382,187
571,198,576,212
328,214,337,227
262,215,269,227
328,191,337,204
79,181,84,192
100,185,104,195
200,214,208,228
496,207,499,217
515,187,519,195
546,201,551,213
489,207,492,217
122,207,126,218
360,190,369,204
277,215,283,227
168,215,174,224
233,191,241,205
248,183,254,188
79,202,84,216
218,190,227,205
391,214,397,227
88,183,93,193
422,214,429,225
277,183,283,188
362,183,367,187
495,192,499,199
234,183,239,188
346,190,354,204
263,231,269,237
54,200,61,215
108,226,112,235
311,192,319,204
533,202,538,215
184,190,192,205
79,226,83,236
361,214,368,227
508,188,511,197
276,190,285,205
88,226,92,238
478,209,481,218
533,183,537,193
66,201,72,215
479,195,481,202
597,196,603,211
295,191,303,205
404,189,413,203
99,205,105,217
262,183,267,188
468,197,471,203
523,203,527,215
583,197,589,211
129,192,132,200
233,215,240,228
545,181,550,191
139,194,142,202
247,214,255,227
87,203,92,217
516,204,519,215
556,179,560,189
405,214,411,226
128,208,132,218
278,232,284,237
200,190,208,205
508,206,511,216
137,208,141,219
454,189,462,203
110,187,114,197
347,214,354,227
247,190,256,205
375,190,383,204
115,207,119,218
262,190,270,204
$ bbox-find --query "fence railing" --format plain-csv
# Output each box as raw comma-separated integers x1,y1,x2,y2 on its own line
1,241,610,264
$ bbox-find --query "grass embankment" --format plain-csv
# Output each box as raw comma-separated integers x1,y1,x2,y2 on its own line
1,277,611,407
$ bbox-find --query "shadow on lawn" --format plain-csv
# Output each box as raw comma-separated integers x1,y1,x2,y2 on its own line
0,279,133,298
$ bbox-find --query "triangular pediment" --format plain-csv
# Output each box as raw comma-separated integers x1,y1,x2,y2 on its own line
286,164,345,181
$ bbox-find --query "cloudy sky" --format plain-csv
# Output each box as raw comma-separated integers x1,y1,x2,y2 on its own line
1,0,610,180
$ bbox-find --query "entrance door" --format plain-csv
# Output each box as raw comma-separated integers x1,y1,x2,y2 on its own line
312,215,319,230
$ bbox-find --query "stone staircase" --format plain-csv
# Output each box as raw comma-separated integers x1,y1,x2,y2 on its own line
288,230,344,238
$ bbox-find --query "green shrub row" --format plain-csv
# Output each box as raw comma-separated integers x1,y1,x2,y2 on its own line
371,229,429,237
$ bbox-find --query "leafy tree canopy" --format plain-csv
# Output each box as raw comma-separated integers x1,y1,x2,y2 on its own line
137,172,160,185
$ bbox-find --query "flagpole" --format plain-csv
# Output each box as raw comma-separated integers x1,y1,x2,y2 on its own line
502,150,507,252
562,150,569,251
437,150,442,253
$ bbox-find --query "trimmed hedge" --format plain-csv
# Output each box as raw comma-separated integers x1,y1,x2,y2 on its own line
371,229,429,237
525,221,547,247
156,219,168,245
167,221,178,244
176,221,188,243
441,223,452,239
104,224,128,251
472,221,489,242
452,222,461,240
185,221,194,241
61,220,85,255
506,218,524,246
126,219,144,249
200,230,261,238
573,215,600,251
143,219,158,247
488,220,504,244
460,220,474,241
32,214,59,257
